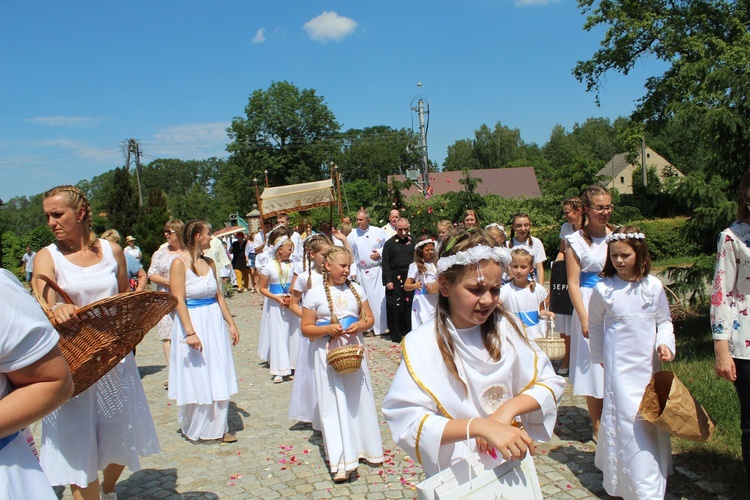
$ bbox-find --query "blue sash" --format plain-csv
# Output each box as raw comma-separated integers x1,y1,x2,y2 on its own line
580,272,603,288
269,284,288,295
0,431,19,452
514,310,540,327
316,316,358,329
186,297,217,309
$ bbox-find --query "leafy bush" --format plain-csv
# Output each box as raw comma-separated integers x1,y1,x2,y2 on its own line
628,218,698,261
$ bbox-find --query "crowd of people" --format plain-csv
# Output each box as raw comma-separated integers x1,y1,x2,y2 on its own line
4,176,750,499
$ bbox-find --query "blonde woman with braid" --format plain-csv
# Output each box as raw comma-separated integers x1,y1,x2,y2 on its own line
34,185,159,500
301,247,383,483
288,234,332,426
382,228,564,479
169,220,239,443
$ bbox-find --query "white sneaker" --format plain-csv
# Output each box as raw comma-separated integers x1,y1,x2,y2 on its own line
101,492,118,500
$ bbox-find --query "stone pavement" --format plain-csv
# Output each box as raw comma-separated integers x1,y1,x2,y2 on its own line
40,290,739,499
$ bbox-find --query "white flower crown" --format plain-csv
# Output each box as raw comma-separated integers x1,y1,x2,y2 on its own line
271,235,290,254
437,244,511,274
605,232,645,243
415,238,435,251
485,223,506,234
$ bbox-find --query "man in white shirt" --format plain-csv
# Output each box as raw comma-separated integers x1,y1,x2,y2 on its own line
124,235,142,261
381,209,400,239
347,210,388,336
21,247,35,287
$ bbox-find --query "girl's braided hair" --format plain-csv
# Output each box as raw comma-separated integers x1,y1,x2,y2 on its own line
303,234,332,289
184,220,210,275
508,212,533,248
436,227,529,393
44,185,97,249
323,246,366,323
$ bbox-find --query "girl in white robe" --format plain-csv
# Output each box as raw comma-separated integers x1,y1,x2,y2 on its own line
588,227,675,499
256,227,291,363
499,247,553,340
259,236,296,383
288,234,332,426
382,229,565,479
404,238,438,329
301,246,383,483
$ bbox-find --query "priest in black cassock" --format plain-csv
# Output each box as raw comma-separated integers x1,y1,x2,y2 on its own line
382,217,415,343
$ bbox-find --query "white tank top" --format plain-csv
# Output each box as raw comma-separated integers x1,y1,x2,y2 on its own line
46,239,119,307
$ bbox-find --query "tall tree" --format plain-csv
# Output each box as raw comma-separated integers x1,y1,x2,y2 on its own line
226,81,341,194
573,0,750,188
338,126,418,184
106,166,139,238
443,139,482,171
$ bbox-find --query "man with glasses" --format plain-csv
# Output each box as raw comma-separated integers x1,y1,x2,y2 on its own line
382,217,415,343
348,210,388,336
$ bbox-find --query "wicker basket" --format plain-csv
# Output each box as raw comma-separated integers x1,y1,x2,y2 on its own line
326,336,365,375
664,286,687,325
534,321,566,361
34,275,177,396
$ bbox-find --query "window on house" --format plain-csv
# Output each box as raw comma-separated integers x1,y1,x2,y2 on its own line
620,176,625,183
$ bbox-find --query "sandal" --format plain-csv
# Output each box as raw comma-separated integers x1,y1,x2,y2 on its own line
221,432,238,443
333,469,348,483
272,375,283,384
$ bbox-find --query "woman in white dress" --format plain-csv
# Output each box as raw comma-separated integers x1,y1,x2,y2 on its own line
565,185,614,443
259,235,297,383
382,228,565,478
0,269,73,500
588,227,675,498
288,234,333,426
169,220,240,443
404,238,438,329
35,185,160,500
301,246,383,483
147,219,185,374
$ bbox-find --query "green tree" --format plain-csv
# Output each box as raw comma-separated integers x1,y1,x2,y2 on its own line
443,139,482,171
227,81,341,194
573,0,750,189
338,126,418,183
106,167,139,238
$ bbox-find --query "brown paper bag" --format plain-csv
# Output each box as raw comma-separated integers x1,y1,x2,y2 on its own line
639,371,716,442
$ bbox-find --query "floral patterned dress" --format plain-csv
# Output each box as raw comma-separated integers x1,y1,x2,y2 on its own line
711,221,750,359
148,246,182,340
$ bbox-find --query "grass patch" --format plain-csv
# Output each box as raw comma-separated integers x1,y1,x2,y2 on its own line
665,306,745,485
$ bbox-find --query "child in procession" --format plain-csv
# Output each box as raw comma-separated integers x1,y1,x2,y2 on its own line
382,228,565,478
404,237,439,330
500,247,554,340
301,247,384,483
509,212,547,284
588,227,675,499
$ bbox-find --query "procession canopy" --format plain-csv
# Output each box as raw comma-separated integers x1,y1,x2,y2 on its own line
260,179,336,218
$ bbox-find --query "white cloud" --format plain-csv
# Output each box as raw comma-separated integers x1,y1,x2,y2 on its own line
25,116,107,127
303,11,357,42
144,122,230,160
252,28,266,44
515,0,560,6
33,139,119,163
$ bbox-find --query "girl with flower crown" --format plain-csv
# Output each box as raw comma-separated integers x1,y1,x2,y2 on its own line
256,226,291,364
259,234,297,383
588,227,674,499
404,237,438,329
382,228,565,479
301,246,383,483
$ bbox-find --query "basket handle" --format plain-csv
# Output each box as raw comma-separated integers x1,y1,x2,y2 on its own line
32,274,74,320
663,285,682,305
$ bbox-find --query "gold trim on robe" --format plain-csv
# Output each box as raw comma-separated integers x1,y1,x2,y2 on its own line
403,340,455,419
415,413,430,465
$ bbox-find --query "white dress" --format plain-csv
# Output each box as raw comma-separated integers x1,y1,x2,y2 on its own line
41,241,160,488
407,262,438,329
288,268,324,427
499,282,549,339
382,316,566,477
169,261,238,441
259,260,296,377
588,275,675,499
565,231,607,398
0,270,59,499
347,226,388,335
302,283,384,474
147,246,181,340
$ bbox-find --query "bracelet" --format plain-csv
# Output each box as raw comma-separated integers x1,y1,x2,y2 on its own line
467,416,476,442
185,332,197,338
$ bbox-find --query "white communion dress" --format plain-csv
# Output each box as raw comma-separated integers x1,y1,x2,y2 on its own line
169,260,238,441
302,282,384,474
41,241,160,488
588,275,675,499
407,262,438,329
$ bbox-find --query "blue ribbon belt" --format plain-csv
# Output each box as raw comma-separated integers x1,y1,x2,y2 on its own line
0,431,19,452
269,284,287,295
580,272,603,288
186,297,217,308
316,316,358,329
514,310,540,327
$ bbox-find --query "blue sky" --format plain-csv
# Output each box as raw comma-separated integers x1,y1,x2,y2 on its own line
0,1,664,203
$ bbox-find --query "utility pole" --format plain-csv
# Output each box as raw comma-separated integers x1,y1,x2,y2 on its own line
127,138,144,206
641,136,648,189
417,99,430,190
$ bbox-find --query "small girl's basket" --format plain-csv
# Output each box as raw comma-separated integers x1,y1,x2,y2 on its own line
34,275,177,396
664,286,687,325
326,335,365,375
534,320,566,361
